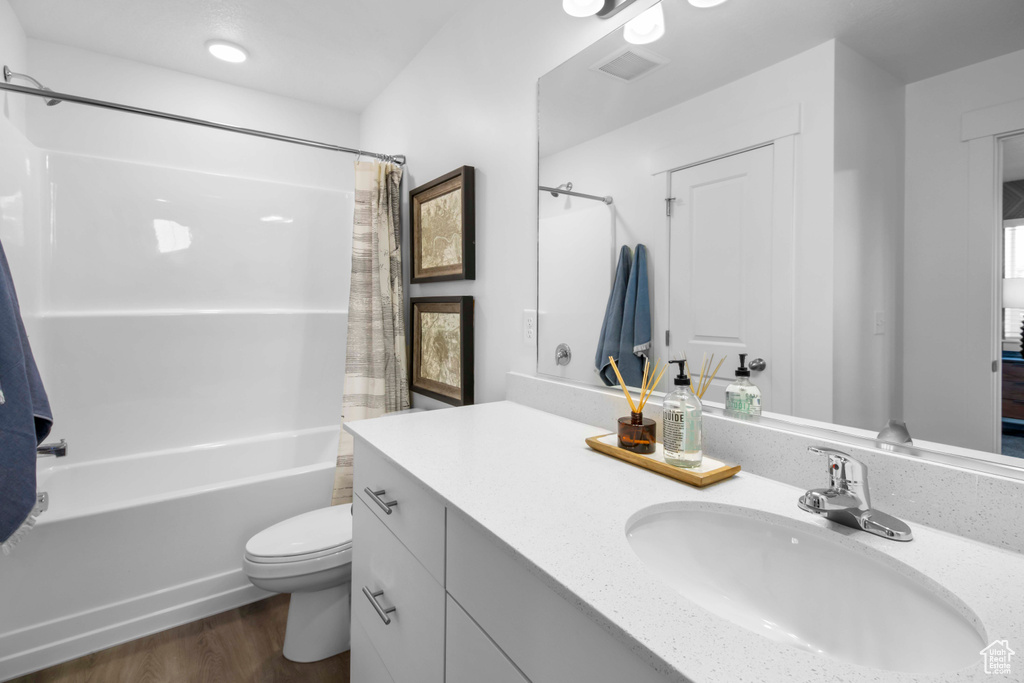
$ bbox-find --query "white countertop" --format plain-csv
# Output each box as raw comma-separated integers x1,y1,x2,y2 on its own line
346,401,1024,683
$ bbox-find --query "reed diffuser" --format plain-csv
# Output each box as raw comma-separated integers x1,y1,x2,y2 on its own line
609,356,666,455
692,352,726,399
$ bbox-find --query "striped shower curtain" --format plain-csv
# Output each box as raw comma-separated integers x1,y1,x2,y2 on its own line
332,160,410,505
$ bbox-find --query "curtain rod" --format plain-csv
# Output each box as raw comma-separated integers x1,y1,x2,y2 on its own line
0,80,406,165
538,185,613,205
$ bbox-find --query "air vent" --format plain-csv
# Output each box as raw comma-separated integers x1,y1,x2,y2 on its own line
591,46,667,83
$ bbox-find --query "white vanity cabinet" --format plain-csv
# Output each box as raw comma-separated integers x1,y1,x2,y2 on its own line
349,436,669,683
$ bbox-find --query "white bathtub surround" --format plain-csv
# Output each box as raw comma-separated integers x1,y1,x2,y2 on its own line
0,427,339,680
346,402,1024,682
334,160,410,505
508,372,1024,554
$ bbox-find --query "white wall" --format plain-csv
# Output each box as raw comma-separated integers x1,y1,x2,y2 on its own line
904,48,1024,449
25,40,359,188
359,0,662,408
832,42,905,431
0,0,28,135
537,42,838,422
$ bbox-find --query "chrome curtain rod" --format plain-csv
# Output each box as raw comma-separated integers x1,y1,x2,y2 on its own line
0,79,406,165
538,185,613,205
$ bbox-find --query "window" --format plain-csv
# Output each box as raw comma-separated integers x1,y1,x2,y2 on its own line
1004,219,1024,344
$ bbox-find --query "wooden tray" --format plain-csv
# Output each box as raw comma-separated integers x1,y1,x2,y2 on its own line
585,433,740,487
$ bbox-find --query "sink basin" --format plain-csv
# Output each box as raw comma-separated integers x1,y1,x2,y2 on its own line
626,504,984,674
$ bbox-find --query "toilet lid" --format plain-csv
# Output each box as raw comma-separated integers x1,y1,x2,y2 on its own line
245,504,353,560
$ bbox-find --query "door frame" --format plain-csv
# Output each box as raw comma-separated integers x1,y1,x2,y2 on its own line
651,105,799,415
963,98,1024,453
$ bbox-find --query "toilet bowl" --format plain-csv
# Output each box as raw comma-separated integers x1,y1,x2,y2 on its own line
243,504,353,663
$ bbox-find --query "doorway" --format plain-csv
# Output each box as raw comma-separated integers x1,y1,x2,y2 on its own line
1000,133,1024,458
667,145,778,408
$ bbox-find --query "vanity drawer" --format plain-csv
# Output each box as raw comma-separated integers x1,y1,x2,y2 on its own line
447,510,667,683
350,617,395,683
446,595,529,683
352,496,445,683
354,437,445,583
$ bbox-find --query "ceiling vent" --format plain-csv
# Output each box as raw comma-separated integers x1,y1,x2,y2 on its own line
590,46,667,83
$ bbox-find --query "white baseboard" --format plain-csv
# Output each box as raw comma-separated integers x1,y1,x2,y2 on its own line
0,569,271,681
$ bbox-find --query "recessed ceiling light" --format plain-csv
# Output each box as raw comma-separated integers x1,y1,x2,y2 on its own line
688,0,729,7
206,40,248,64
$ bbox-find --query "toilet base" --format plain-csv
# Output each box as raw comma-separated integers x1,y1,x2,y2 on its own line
282,582,351,663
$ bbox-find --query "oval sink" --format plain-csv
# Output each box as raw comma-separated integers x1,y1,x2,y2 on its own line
626,504,984,674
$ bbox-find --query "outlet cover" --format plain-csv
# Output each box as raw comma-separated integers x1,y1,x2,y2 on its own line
523,309,537,344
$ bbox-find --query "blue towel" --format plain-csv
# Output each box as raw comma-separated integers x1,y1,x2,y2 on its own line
0,237,51,552
618,243,651,387
595,246,632,386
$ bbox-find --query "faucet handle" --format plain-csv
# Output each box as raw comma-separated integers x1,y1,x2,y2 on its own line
807,446,870,507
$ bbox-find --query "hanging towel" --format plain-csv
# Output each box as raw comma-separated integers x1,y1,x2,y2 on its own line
595,245,632,386
618,243,651,387
0,237,51,554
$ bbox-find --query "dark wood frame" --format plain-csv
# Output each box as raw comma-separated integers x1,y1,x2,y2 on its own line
409,166,475,283
410,296,474,406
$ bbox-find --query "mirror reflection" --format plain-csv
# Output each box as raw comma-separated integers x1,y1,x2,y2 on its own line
538,0,1024,458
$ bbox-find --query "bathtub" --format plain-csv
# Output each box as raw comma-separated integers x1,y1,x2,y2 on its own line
0,425,339,680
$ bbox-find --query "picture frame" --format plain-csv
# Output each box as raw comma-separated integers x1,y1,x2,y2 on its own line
410,166,475,283
410,296,474,406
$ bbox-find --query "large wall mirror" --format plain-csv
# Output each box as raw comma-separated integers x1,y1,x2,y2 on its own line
537,0,1024,464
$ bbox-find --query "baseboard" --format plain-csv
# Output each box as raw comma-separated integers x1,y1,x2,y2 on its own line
0,569,271,681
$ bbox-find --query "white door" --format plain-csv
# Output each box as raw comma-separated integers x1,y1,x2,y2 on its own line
668,145,777,409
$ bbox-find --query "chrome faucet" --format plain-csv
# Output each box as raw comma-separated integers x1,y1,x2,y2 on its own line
37,439,68,458
798,446,912,541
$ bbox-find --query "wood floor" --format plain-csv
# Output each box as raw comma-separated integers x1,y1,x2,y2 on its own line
11,595,350,683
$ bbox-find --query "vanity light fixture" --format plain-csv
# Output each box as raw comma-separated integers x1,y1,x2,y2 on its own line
562,0,642,20
623,2,666,45
206,40,248,64
562,0,607,18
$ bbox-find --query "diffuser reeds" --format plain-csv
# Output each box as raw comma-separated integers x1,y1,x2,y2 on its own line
691,352,726,400
608,356,667,414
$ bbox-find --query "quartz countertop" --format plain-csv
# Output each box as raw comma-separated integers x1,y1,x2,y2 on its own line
346,401,1024,683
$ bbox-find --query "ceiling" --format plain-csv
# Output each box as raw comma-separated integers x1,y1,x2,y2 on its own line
9,0,473,112
541,0,1024,157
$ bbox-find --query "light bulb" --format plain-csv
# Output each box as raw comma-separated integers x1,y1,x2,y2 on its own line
624,2,665,45
563,0,606,17
206,41,248,64
688,0,729,6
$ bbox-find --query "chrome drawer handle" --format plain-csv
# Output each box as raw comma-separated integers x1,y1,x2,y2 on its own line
362,587,396,625
364,487,398,515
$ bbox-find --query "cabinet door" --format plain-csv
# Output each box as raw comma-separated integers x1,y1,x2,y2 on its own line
447,509,668,683
352,497,445,683
354,436,446,583
446,596,530,683
350,618,395,683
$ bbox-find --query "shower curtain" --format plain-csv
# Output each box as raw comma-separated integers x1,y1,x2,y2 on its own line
332,160,410,505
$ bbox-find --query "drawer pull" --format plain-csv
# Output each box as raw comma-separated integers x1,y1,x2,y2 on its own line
362,587,397,625
364,487,398,515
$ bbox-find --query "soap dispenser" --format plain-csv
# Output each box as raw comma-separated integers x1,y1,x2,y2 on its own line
662,359,703,468
725,353,762,417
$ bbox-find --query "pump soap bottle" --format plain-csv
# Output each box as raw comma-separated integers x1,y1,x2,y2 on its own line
725,353,762,418
662,359,703,468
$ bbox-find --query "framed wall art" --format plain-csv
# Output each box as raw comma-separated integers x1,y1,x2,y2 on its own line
410,296,474,406
410,166,475,283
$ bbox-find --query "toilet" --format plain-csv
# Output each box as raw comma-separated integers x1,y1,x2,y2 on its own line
243,504,353,662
